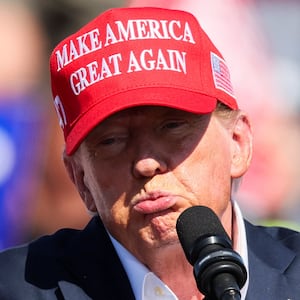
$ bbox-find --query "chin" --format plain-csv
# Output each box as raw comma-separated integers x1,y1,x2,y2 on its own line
140,227,179,249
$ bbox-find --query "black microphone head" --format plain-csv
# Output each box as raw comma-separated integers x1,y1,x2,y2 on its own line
176,206,247,297
176,206,231,264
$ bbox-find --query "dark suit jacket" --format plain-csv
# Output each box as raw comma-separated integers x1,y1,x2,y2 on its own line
0,216,299,299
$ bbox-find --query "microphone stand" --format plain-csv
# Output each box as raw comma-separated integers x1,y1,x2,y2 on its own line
192,237,247,300
212,272,241,300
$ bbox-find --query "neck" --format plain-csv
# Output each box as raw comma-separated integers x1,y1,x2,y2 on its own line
143,243,204,300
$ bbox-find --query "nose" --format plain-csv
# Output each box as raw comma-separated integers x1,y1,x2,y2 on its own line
132,137,168,178
133,156,168,178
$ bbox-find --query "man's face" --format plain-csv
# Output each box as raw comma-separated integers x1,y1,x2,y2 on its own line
70,106,250,261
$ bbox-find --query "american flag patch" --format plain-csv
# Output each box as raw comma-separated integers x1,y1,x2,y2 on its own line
211,52,235,98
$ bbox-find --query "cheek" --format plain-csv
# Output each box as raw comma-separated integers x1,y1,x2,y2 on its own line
181,132,232,210
86,165,132,222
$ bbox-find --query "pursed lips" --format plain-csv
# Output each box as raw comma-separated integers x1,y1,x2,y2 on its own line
133,191,177,214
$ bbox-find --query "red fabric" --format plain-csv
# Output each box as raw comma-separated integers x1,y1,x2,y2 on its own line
50,7,237,154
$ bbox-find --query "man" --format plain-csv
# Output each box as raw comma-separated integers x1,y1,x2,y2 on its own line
0,6,299,300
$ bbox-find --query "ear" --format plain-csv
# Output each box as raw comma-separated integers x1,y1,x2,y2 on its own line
230,112,253,178
63,150,97,213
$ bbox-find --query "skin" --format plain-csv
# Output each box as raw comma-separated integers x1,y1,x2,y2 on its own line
64,105,252,299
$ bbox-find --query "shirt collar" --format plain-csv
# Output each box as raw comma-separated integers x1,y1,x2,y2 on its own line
232,200,249,300
109,236,147,299
109,201,249,300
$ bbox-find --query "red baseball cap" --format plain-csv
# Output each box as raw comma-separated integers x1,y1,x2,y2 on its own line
50,7,238,155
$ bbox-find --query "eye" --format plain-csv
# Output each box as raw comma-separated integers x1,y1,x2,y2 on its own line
161,120,187,131
98,134,128,147
87,133,129,159
100,136,119,146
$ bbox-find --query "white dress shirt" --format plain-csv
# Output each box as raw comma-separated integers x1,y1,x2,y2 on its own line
109,201,249,300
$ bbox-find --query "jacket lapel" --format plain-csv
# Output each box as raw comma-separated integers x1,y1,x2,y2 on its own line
59,217,135,300
58,281,92,300
245,221,300,299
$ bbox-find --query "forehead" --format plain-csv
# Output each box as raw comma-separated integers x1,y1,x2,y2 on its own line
95,106,205,126
84,106,209,138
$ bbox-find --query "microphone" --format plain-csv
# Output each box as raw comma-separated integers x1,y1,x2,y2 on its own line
176,206,247,300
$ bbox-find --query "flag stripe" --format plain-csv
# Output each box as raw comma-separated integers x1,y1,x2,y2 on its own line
211,52,235,97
